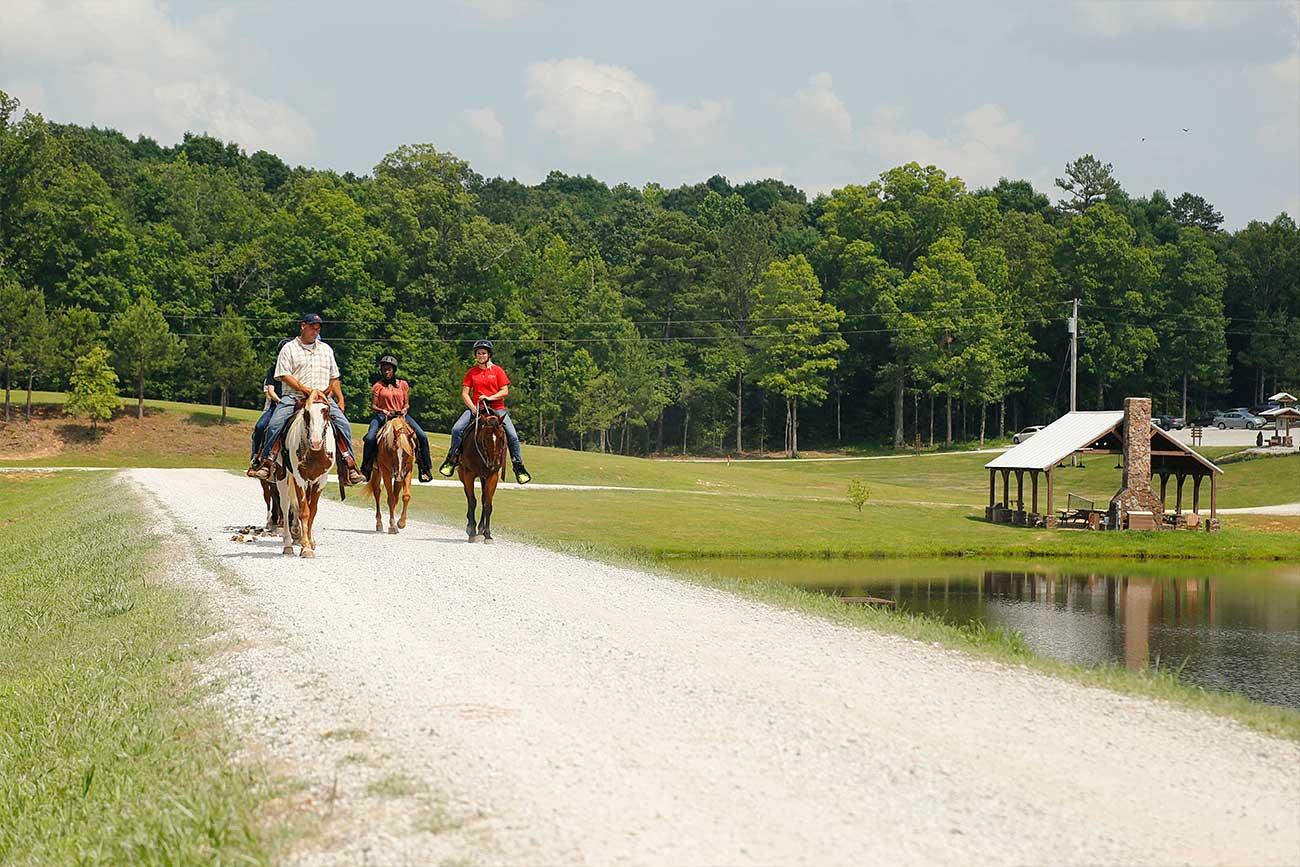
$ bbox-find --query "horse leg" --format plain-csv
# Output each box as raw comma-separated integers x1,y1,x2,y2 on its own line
462,471,478,541
301,485,321,558
386,470,399,534
479,474,496,542
370,467,383,532
397,461,411,529
280,479,297,555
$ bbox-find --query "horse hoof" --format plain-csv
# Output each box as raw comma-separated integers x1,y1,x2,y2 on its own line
397,518,407,529
483,537,494,545
467,535,479,543
388,527,398,535
282,547,295,556
301,548,316,559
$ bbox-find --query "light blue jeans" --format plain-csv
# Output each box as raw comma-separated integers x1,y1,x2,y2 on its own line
450,408,522,463
258,395,356,460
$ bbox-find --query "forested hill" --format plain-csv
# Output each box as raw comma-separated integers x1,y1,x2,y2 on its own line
1,89,1296,456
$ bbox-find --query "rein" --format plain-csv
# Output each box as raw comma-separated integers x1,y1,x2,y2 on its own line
471,399,504,474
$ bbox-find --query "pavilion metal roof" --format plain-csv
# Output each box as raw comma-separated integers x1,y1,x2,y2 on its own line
984,410,1221,474
985,412,1122,471
1267,392,1297,404
1261,406,1300,419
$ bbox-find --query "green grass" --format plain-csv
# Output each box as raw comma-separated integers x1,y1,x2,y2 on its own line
0,472,279,865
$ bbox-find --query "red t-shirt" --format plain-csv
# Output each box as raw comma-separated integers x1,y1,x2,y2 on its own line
371,379,409,414
463,364,509,409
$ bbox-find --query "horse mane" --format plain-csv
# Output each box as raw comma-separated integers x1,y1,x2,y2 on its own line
379,417,414,453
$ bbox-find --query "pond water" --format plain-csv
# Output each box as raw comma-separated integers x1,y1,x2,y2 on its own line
684,558,1300,709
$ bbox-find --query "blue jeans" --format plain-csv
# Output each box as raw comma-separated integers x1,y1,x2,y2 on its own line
258,395,355,461
450,408,522,464
362,413,431,474
250,404,275,460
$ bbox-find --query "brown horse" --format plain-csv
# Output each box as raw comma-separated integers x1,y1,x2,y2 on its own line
260,478,284,529
458,403,507,543
367,415,416,534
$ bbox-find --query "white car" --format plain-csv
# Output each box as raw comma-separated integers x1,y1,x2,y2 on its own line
1012,425,1045,444
1213,411,1265,430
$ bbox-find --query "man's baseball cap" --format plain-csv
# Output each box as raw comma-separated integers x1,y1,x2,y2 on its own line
301,313,323,325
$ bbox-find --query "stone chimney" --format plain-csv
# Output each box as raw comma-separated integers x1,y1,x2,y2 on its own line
1111,397,1164,522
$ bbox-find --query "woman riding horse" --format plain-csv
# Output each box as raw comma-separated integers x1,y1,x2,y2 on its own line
360,355,433,483
438,340,531,484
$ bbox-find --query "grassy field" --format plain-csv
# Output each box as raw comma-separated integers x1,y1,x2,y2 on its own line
6,392,1300,560
0,471,277,864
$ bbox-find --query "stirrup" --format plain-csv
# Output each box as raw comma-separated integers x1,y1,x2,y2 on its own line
437,458,456,477
513,462,531,485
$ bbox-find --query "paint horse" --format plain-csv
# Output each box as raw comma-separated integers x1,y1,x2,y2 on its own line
276,391,335,558
366,415,416,534
459,400,507,543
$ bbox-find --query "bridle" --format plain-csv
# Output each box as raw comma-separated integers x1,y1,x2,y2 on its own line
470,398,505,473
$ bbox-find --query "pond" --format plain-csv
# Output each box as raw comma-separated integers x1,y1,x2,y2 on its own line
683,558,1300,709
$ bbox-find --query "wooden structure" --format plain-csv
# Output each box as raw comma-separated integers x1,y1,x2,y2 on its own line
984,397,1222,531
1261,391,1298,448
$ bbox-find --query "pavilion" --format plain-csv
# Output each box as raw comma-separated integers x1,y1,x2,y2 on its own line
1261,391,1298,448
983,397,1221,531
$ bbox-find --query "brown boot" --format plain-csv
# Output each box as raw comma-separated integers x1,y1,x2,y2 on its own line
247,459,274,480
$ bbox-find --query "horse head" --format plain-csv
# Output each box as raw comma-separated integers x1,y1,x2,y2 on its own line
471,408,506,474
302,391,334,459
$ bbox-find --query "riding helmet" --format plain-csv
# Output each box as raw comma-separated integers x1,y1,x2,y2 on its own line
378,354,398,370
472,339,494,356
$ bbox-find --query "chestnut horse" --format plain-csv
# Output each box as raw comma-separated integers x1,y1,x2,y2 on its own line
276,391,335,558
366,415,416,534
259,479,284,529
458,402,507,543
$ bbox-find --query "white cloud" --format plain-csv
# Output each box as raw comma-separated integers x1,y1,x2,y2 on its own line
462,107,506,160
524,57,729,157
784,72,852,145
861,103,1033,187
1072,0,1241,36
456,0,540,23
0,0,315,160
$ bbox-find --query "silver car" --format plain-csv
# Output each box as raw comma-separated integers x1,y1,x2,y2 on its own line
1012,425,1045,444
1213,410,1265,429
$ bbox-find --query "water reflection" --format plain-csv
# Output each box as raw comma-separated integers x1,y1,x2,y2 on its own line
689,559,1300,709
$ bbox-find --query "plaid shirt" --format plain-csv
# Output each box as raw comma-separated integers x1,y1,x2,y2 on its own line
274,337,340,397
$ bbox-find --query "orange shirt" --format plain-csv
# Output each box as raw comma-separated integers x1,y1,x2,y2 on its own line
371,379,409,414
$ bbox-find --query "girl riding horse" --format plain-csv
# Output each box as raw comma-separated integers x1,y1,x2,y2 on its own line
360,355,433,483
438,340,531,484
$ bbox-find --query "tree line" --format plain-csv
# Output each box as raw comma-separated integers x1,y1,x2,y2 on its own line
1,89,1297,455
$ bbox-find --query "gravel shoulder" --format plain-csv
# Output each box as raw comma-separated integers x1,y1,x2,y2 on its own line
129,468,1300,867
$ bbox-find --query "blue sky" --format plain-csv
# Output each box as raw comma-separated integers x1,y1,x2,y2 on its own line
2,0,1297,227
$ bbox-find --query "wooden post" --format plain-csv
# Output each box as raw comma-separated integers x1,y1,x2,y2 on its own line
1175,473,1186,515
1159,473,1169,508
988,469,995,509
1002,470,1010,507
1192,475,1202,514
1047,467,1054,516
1015,470,1024,511
1210,473,1217,519
1031,470,1039,515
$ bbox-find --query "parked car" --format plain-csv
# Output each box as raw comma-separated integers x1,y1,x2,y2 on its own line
1154,415,1185,430
1212,410,1265,429
1190,411,1218,427
1012,425,1045,444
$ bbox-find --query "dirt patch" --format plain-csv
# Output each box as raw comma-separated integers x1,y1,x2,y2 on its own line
0,471,56,483
0,405,248,465
1230,515,1300,534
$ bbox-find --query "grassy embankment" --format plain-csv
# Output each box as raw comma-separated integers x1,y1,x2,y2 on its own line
0,471,279,864
5,392,1299,560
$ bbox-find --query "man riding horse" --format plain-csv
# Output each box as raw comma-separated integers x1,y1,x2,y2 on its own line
438,339,532,484
248,313,366,486
249,335,291,471
360,355,433,484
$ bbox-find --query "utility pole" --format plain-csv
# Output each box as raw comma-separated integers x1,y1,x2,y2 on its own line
1069,298,1079,467
1069,298,1079,413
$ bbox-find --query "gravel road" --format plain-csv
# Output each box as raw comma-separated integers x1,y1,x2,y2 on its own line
128,468,1300,867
